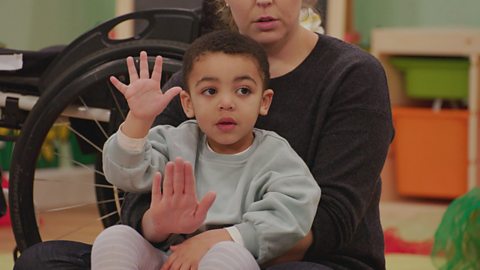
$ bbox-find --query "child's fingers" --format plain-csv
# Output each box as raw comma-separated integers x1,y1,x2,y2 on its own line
139,51,149,79
109,76,128,95
160,254,176,270
157,86,182,109
151,172,163,202
183,160,195,195
126,56,138,81
196,192,216,222
163,161,174,198
151,55,163,82
173,157,185,194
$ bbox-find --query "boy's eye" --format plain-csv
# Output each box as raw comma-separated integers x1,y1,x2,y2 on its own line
236,87,251,96
202,88,217,96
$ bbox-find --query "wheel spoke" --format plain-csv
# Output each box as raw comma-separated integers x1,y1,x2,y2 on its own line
78,96,110,140
52,213,117,240
107,80,127,121
67,126,103,153
51,150,105,177
40,197,123,213
34,177,113,189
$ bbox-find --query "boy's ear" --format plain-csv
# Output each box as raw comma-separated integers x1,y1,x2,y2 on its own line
259,89,274,116
180,90,195,118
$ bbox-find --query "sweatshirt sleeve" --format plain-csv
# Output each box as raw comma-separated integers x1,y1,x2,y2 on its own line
234,138,321,264
119,72,188,236
102,126,170,192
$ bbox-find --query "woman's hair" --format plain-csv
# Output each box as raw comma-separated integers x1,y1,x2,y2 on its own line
182,30,270,90
200,0,228,34
211,0,238,31
210,0,320,31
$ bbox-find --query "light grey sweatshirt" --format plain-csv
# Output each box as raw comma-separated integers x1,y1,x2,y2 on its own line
103,120,321,263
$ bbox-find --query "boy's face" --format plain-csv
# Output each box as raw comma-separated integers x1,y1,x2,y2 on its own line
180,52,273,154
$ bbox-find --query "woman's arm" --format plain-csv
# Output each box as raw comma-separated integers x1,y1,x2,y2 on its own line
306,52,394,262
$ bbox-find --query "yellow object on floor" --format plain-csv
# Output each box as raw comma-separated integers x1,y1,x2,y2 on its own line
386,254,435,270
0,253,14,270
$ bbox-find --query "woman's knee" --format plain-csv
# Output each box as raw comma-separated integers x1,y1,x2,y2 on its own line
14,240,92,270
266,262,333,270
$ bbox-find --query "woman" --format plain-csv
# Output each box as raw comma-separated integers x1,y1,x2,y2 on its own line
139,1,393,269
14,0,393,269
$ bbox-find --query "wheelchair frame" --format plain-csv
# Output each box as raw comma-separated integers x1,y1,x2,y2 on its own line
0,6,202,259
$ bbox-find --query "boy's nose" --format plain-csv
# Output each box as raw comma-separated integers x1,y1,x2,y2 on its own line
218,96,234,111
219,103,234,111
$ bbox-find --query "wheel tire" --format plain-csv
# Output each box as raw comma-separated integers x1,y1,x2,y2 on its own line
9,40,186,251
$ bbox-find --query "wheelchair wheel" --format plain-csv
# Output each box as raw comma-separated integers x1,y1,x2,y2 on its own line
9,40,186,252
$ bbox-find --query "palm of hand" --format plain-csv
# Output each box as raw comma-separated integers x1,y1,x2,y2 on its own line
124,79,166,120
150,182,207,234
149,158,216,235
109,51,182,122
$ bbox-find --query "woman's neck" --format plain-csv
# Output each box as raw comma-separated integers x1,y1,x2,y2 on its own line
266,27,318,78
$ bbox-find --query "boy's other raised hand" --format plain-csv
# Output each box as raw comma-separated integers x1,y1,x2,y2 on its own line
110,51,182,122
141,158,216,243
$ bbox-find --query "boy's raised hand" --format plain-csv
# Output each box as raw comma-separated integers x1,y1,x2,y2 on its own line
110,51,182,123
141,158,216,243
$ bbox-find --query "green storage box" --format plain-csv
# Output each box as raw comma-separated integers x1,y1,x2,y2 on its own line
390,57,469,100
0,127,95,170
0,129,59,169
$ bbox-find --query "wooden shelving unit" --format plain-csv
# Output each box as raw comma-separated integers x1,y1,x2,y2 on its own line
371,27,480,191
325,0,356,41
113,0,135,39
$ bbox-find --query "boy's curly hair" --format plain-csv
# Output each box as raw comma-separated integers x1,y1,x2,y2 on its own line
182,30,270,91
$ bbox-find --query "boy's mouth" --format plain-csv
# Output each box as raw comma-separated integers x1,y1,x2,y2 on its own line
216,118,237,131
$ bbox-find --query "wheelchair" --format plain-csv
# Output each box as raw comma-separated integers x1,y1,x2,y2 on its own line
0,0,213,257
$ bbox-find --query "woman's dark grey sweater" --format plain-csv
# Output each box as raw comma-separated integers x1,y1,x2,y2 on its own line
121,34,394,270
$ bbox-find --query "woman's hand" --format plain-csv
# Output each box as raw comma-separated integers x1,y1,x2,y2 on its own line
142,158,217,242
110,51,183,138
160,229,232,270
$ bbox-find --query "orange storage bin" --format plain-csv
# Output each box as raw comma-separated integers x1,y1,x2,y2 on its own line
393,107,468,199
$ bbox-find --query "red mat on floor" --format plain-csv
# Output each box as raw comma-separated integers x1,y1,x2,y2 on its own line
0,176,10,227
384,228,433,255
